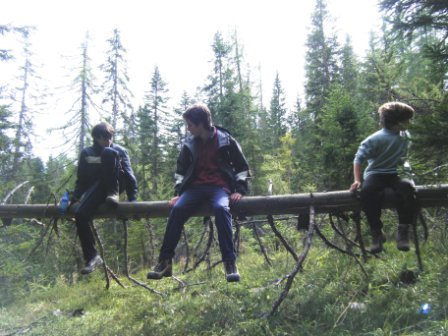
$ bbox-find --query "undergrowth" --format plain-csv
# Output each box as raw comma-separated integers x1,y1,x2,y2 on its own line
1,234,448,336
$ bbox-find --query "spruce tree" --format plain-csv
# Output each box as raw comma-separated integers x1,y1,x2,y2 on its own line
380,0,448,65
100,28,134,140
267,72,287,150
56,33,97,156
137,66,169,198
304,0,340,122
11,27,37,178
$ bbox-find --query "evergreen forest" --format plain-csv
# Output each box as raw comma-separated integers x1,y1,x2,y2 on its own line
1,0,448,335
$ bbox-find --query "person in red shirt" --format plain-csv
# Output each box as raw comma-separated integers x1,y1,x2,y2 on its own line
147,104,250,282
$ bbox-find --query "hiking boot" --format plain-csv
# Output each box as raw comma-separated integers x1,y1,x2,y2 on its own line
224,260,240,282
396,224,410,252
81,255,103,275
370,230,386,254
147,259,172,280
105,193,119,207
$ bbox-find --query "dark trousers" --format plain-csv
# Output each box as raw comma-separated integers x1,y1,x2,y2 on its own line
159,185,236,262
74,147,120,262
360,174,415,234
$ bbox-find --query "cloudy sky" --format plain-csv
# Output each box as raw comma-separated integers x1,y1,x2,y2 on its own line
2,0,382,158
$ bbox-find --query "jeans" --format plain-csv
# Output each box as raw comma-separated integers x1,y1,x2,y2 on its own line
74,147,121,261
159,185,236,262
360,174,415,234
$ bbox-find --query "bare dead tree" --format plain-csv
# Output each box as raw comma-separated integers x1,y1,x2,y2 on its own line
122,219,163,296
267,206,316,317
89,221,125,289
267,215,299,261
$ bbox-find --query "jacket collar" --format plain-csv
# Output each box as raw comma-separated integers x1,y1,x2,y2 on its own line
184,126,230,152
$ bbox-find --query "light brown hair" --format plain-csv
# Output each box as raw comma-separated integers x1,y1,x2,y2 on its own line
378,102,415,129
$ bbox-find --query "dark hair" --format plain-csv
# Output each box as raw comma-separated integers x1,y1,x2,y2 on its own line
91,122,114,139
182,104,212,130
378,102,415,128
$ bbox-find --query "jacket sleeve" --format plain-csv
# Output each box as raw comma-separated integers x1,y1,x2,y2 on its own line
229,137,250,195
353,136,376,165
72,150,88,202
174,146,191,196
120,149,138,201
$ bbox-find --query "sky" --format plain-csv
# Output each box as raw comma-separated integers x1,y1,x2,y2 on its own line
1,0,382,160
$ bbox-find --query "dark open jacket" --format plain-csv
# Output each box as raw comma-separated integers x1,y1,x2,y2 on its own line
174,126,250,196
72,142,138,202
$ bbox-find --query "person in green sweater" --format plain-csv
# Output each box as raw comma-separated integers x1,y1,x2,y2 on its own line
349,102,415,254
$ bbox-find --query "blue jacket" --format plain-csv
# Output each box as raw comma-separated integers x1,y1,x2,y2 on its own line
174,126,250,196
72,142,138,201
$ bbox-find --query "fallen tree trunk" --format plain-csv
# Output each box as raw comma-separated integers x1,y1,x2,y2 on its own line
1,184,447,220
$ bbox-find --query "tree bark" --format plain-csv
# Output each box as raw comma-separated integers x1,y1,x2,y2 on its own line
1,184,447,220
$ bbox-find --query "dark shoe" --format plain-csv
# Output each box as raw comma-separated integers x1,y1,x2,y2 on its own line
81,255,103,275
105,193,119,207
224,260,240,282
147,259,172,280
397,224,410,252
370,230,386,254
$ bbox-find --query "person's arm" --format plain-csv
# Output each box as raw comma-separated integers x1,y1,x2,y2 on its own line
173,146,190,196
120,148,138,201
349,163,362,192
229,137,250,196
71,150,88,202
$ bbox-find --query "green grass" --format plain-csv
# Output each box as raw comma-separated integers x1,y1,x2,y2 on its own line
1,234,448,335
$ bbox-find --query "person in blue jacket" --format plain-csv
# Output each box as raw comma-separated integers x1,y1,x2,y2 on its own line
349,102,415,254
71,122,138,274
147,104,250,282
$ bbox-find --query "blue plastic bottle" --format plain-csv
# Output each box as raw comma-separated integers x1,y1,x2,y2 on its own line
59,190,70,215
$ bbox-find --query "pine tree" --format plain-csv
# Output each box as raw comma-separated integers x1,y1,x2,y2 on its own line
0,105,13,183
57,33,97,156
304,0,340,121
317,85,363,190
267,72,288,150
297,0,342,191
11,27,37,178
380,0,448,66
100,28,134,139
341,36,358,94
137,66,169,198
204,31,238,130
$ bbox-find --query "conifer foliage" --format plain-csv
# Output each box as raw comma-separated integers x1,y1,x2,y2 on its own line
1,2,448,324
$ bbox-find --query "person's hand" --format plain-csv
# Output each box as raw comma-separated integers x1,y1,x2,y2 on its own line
349,181,361,192
229,192,242,204
169,196,180,208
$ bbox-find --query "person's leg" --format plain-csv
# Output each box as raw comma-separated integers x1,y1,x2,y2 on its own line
360,175,388,253
74,182,106,273
147,187,203,279
391,177,415,251
209,187,234,261
209,186,239,282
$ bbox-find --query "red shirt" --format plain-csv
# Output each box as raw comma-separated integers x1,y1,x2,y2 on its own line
192,128,230,191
